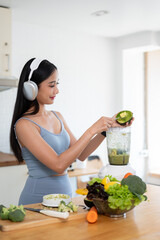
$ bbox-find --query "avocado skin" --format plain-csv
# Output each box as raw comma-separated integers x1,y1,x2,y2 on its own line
116,117,133,126
84,198,94,208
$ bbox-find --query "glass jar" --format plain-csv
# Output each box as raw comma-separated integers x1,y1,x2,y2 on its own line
106,127,131,165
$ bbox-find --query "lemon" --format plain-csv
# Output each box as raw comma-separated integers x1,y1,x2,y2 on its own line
104,181,120,191
101,177,110,185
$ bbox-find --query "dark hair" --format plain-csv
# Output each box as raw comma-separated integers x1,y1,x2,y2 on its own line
10,58,57,162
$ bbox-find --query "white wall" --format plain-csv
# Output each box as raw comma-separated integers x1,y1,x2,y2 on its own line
0,20,118,158
123,49,145,178
147,50,160,172
0,13,119,205
116,31,160,180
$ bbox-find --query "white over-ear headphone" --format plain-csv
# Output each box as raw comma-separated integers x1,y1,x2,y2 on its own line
23,58,42,101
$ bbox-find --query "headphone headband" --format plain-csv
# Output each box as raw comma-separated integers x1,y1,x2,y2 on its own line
28,58,42,81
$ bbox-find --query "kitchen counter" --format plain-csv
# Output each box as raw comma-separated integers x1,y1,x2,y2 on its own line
68,167,98,177
0,152,99,179
0,152,24,167
0,153,101,171
0,184,160,240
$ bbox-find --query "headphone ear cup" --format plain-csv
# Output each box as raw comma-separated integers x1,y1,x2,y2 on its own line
23,81,38,101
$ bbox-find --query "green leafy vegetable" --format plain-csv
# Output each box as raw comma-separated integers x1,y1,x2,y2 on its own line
106,184,145,210
121,175,147,200
105,175,120,182
0,204,26,222
88,178,102,186
8,209,25,222
58,201,78,212
0,207,9,220
0,204,6,213
67,202,78,212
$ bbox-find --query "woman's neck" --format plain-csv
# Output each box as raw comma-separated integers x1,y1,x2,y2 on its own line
26,103,48,117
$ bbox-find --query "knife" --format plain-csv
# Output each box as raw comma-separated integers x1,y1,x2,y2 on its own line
24,207,69,219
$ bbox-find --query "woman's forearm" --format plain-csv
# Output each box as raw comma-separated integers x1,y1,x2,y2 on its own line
21,116,112,173
77,133,105,161
56,129,94,173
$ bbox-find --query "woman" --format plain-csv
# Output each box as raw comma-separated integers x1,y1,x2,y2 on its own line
10,58,133,205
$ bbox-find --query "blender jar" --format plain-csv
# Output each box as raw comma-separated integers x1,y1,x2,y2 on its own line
106,127,131,165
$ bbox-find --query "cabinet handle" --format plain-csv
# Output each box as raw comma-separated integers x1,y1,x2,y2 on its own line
5,54,10,72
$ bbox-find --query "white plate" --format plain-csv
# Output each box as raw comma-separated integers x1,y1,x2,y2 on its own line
42,202,59,207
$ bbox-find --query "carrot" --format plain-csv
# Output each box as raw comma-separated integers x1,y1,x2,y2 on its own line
124,172,133,178
86,206,98,223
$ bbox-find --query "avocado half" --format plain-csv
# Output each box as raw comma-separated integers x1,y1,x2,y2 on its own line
116,110,133,125
84,197,94,208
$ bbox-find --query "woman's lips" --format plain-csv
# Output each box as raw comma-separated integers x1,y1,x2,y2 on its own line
50,96,55,100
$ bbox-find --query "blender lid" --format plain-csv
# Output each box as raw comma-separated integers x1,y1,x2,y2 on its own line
107,126,131,133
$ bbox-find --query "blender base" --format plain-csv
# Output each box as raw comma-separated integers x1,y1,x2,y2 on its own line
98,163,136,181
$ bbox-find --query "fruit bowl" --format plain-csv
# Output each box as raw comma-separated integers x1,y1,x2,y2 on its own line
92,198,135,218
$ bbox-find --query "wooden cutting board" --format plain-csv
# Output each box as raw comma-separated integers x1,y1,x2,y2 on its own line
0,197,88,232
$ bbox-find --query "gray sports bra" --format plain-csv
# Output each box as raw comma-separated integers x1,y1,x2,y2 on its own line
14,111,70,178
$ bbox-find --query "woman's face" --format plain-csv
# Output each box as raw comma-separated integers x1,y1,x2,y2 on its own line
36,70,59,104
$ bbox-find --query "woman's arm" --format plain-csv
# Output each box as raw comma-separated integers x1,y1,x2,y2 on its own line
59,113,134,161
57,112,113,161
15,115,113,174
78,133,105,161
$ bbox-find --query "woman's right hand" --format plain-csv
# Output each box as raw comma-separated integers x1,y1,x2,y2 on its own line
89,116,114,136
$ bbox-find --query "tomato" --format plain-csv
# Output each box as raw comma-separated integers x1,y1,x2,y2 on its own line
123,172,133,178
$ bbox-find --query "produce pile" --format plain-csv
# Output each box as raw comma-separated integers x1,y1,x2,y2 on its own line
0,204,26,222
78,173,147,211
58,201,78,212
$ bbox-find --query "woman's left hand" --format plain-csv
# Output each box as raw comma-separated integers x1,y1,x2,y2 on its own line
111,113,134,128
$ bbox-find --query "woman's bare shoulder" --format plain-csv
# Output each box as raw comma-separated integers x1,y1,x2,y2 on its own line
54,111,65,121
15,117,38,132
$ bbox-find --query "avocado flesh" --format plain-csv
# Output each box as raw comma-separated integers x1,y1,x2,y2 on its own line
108,154,129,165
108,148,130,165
116,110,133,125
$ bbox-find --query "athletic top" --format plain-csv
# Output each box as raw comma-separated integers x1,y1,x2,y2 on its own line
14,111,70,178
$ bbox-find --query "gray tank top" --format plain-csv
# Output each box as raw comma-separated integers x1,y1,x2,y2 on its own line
15,111,70,178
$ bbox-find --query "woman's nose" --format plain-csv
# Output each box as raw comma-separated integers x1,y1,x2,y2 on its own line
54,85,59,94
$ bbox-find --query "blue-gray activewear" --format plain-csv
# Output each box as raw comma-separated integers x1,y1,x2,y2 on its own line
15,111,72,205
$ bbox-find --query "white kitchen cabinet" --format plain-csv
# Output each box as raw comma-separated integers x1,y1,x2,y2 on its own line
0,7,11,76
0,165,28,207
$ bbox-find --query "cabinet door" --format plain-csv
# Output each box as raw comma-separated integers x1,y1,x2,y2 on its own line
0,7,11,76
0,165,28,206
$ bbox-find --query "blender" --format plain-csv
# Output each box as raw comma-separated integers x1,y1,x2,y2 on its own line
98,127,136,181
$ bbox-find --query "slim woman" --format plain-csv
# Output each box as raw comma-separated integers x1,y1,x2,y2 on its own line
10,58,133,205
